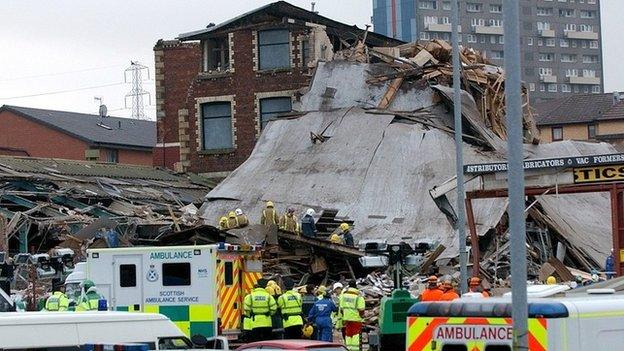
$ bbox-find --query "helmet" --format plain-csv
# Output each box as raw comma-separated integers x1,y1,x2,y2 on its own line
302,324,314,338
266,201,274,208
306,208,315,216
287,208,295,214
228,211,236,218
82,279,95,290
219,216,228,227
469,277,481,286
235,208,243,216
427,275,439,284
266,286,276,295
546,276,556,285
333,282,343,291
340,223,350,232
329,233,342,243
317,285,327,295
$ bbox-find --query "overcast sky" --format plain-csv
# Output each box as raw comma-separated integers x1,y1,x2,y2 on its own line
0,0,622,120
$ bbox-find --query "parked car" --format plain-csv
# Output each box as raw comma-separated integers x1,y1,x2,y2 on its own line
235,340,347,351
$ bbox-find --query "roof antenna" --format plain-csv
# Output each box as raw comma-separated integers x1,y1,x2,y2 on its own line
94,97,107,119
311,2,318,14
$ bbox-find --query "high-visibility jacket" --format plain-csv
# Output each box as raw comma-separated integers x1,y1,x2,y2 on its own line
277,289,304,328
279,214,300,234
261,208,279,225
45,291,69,311
440,289,460,301
338,288,365,322
243,288,277,328
236,214,249,227
76,291,100,311
420,287,444,302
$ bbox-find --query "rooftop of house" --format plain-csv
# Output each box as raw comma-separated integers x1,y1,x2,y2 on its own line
533,92,624,126
0,105,156,150
177,0,402,47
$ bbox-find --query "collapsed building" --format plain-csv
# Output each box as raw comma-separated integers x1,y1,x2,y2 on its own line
200,39,614,285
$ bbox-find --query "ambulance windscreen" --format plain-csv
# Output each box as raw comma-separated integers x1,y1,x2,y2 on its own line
407,301,568,318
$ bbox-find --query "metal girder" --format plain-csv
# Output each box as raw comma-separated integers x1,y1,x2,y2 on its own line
50,195,113,218
0,194,61,217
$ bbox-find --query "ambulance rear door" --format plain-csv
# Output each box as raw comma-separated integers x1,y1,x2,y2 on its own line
112,254,143,312
217,252,243,334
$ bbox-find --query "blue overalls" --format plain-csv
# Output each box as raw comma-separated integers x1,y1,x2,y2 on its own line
307,296,337,342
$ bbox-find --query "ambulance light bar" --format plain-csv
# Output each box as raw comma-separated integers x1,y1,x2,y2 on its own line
217,242,262,252
408,301,569,319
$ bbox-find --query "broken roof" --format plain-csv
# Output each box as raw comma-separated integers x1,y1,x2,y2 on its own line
533,93,624,126
0,105,156,150
177,1,402,47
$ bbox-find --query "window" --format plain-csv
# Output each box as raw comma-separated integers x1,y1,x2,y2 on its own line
119,264,137,287
106,149,118,163
537,22,551,30
540,83,546,92
546,38,555,47
498,36,504,44
490,35,497,44
224,261,234,286
420,31,431,40
419,0,437,9
539,53,554,62
552,126,563,141
527,37,533,46
302,39,310,68
538,38,543,46
203,36,230,71
442,1,452,10
539,67,553,76
566,69,578,77
490,4,502,13
258,29,290,70
561,54,576,62
529,83,536,91
592,85,601,93
537,7,553,16
471,18,485,27
490,50,503,59
588,124,597,138
562,84,571,92
466,3,482,12
560,39,569,47
201,102,233,150
559,9,575,17
259,97,292,130
489,19,503,27
590,40,599,49
564,23,577,32
583,69,596,77
424,16,438,25
467,34,477,43
579,24,593,32
162,262,191,286
548,83,558,92
580,10,596,18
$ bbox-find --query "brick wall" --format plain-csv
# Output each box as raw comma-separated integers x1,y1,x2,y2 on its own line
118,148,154,166
157,28,311,175
153,40,202,168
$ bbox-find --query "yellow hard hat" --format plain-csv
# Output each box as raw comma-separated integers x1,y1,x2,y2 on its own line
267,280,276,287
266,201,274,208
266,286,275,295
340,223,349,231
302,324,314,338
546,276,557,285
330,234,341,243
228,211,236,218
317,285,327,295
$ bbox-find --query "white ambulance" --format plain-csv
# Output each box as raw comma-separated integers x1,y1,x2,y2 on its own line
79,244,262,339
406,294,624,351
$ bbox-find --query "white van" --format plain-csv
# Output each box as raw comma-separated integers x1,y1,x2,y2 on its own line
0,311,197,350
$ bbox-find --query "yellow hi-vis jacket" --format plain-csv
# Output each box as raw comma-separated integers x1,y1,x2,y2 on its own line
45,291,69,311
243,288,277,328
277,289,304,328
339,288,365,322
279,214,300,234
261,208,279,225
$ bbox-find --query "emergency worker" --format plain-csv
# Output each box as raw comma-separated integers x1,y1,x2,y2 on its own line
266,279,283,338
76,280,102,311
339,281,365,351
218,216,229,230
301,209,317,238
331,282,345,339
226,211,239,229
419,276,444,301
235,208,249,227
243,278,278,342
279,208,300,234
45,290,70,311
261,201,279,226
606,249,615,279
440,278,459,301
337,223,355,247
307,291,337,342
316,285,327,300
468,277,490,297
329,232,344,244
277,278,304,339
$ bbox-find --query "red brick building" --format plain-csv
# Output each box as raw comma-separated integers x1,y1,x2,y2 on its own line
154,1,401,175
0,105,155,165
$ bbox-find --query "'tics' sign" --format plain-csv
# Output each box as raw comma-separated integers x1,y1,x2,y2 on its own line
574,165,624,184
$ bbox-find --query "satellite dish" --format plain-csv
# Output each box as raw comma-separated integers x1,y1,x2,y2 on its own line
99,104,108,118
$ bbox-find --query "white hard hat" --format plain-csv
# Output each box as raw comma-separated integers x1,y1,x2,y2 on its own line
235,208,243,215
306,208,315,216
333,282,343,290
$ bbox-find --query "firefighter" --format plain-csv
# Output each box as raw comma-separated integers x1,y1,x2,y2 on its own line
278,278,304,339
468,277,490,297
440,278,459,301
218,216,229,230
419,276,444,301
45,290,70,311
226,211,240,229
279,208,300,234
261,201,279,226
235,208,249,227
337,223,354,247
307,290,337,342
339,281,365,351
243,278,278,342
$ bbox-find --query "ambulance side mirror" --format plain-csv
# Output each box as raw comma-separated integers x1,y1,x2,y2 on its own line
191,334,208,348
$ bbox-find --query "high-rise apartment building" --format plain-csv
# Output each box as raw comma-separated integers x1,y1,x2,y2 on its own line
372,0,604,102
